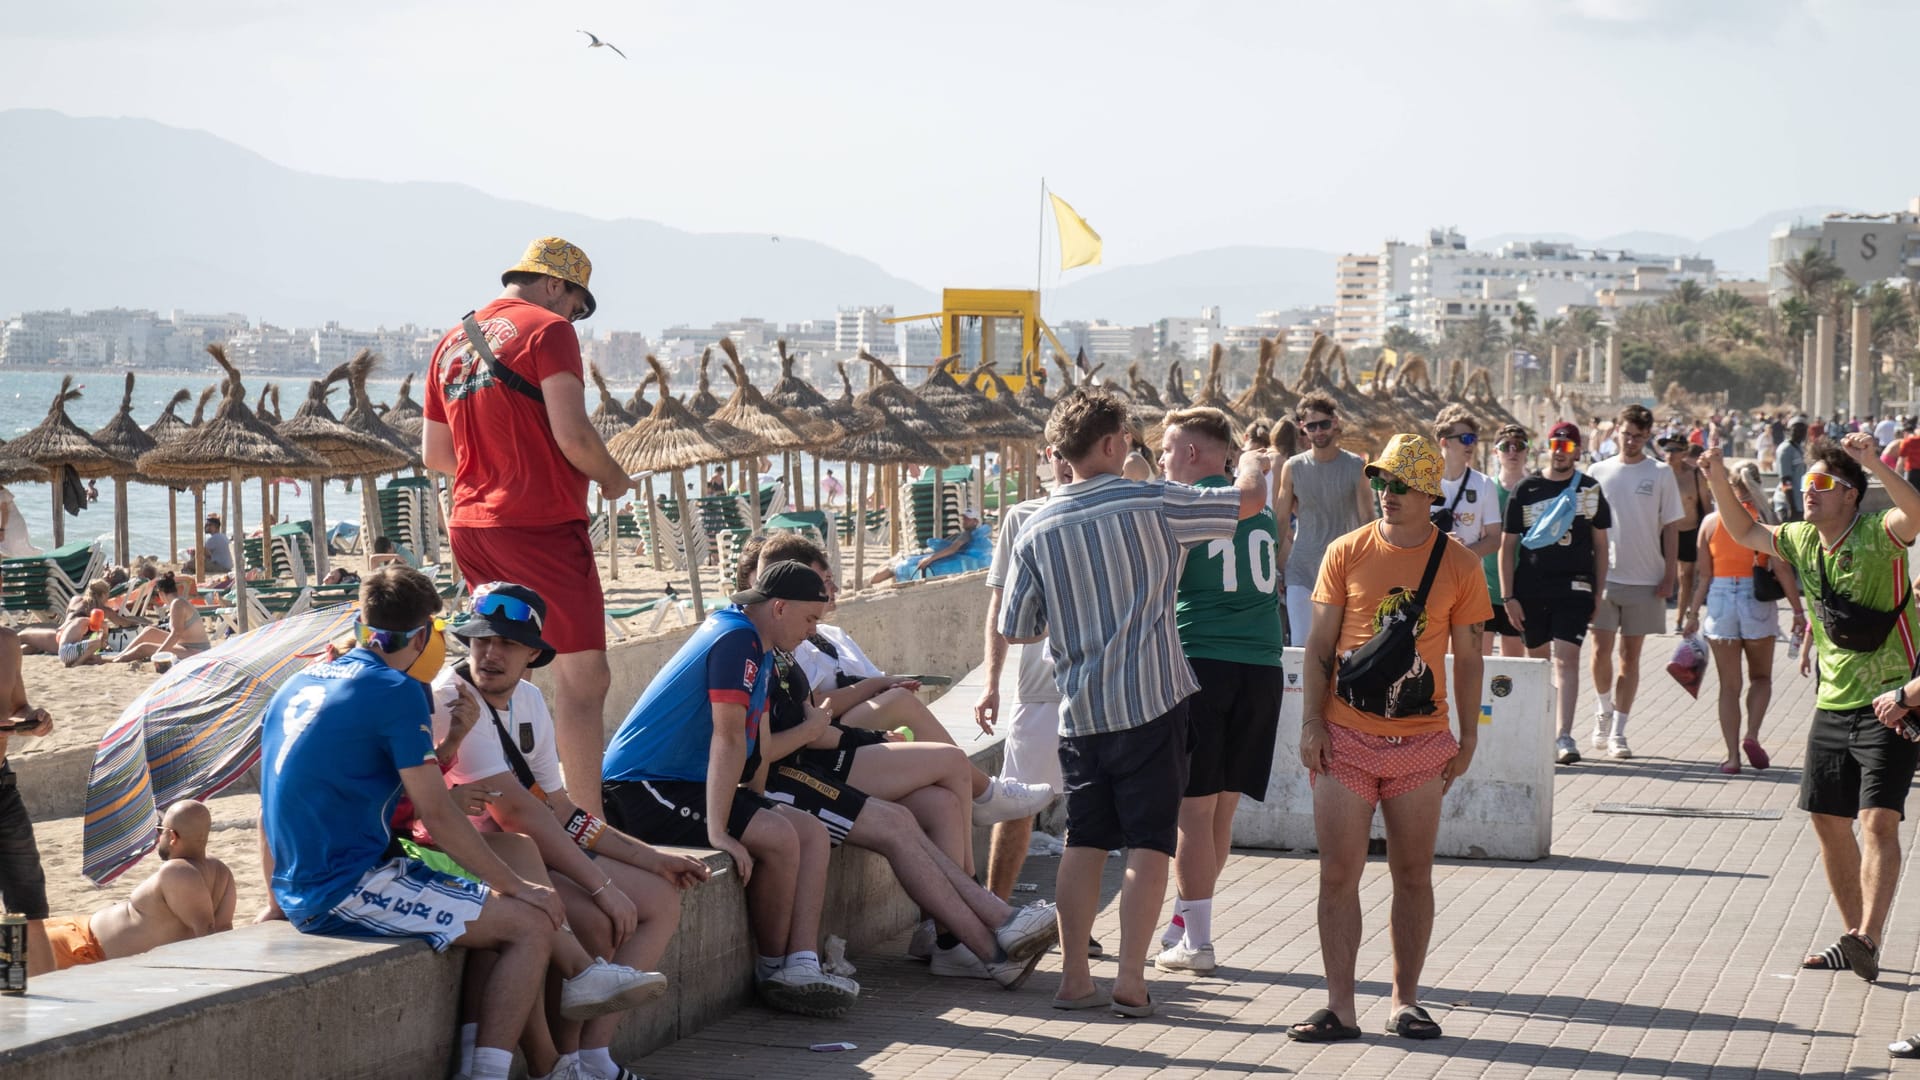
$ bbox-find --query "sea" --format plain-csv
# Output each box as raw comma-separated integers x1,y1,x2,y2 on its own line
0,368,853,562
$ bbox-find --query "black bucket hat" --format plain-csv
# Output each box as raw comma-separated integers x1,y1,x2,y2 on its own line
452,581,556,667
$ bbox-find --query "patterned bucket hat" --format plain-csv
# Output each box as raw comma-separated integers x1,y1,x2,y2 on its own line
501,237,597,318
1364,433,1444,499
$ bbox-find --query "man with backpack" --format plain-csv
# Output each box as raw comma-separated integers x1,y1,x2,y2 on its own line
1286,433,1489,1044
1499,421,1613,766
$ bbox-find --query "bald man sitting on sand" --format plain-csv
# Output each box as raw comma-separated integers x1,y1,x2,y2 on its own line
27,799,236,973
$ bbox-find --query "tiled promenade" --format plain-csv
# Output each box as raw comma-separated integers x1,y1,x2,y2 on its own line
639,641,1920,1078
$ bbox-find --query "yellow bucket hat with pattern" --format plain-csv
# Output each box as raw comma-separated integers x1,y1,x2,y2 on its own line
1364,433,1444,499
501,237,597,319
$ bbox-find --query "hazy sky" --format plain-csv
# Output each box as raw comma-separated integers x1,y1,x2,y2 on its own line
4,0,1916,288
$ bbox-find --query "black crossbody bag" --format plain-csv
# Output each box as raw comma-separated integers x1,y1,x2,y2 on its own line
460,313,546,405
1336,530,1449,716
1812,524,1911,654
454,662,539,794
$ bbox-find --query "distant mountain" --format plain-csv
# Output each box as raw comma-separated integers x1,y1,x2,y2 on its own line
1482,206,1848,280
1043,246,1337,326
0,110,935,331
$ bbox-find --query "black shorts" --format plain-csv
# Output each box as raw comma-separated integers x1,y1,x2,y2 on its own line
763,761,870,847
1058,702,1190,856
1516,591,1596,649
1800,706,1920,819
790,743,860,786
1185,658,1284,800
1675,527,1700,564
602,779,774,846
1485,603,1522,639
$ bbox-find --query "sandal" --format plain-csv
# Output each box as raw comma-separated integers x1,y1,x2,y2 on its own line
1840,931,1879,982
1803,941,1851,971
1742,737,1770,770
1286,1007,1361,1042
1385,1004,1443,1040
1719,760,1741,776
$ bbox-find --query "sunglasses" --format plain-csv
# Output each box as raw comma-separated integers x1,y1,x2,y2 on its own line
472,584,544,629
1802,473,1854,493
1548,438,1579,455
1302,419,1334,433
1370,476,1413,495
1442,432,1478,447
1497,440,1529,453
355,617,445,653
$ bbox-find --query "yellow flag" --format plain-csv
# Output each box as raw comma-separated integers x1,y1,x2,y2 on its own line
1049,192,1103,270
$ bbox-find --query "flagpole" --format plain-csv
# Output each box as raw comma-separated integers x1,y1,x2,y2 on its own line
1036,177,1046,302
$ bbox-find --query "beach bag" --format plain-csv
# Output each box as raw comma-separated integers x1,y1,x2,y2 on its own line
1813,536,1911,653
1666,633,1707,699
1520,473,1582,550
1430,475,1469,534
1335,530,1447,717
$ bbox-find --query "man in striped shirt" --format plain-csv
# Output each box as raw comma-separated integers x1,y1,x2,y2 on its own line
1001,387,1275,1017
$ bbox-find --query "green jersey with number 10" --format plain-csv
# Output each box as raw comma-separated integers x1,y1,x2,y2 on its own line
1175,475,1285,667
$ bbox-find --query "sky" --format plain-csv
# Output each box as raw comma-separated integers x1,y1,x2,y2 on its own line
3,0,1917,288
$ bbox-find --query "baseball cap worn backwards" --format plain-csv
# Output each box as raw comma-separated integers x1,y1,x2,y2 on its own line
502,237,597,319
732,561,832,606
1364,433,1445,499
1549,421,1582,444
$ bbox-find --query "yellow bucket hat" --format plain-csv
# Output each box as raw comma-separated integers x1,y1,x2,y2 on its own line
1364,433,1445,499
501,237,597,319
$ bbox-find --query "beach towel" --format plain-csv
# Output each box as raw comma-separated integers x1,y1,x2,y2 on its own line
81,603,360,884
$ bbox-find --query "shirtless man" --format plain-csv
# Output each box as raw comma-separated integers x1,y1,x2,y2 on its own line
26,799,235,973
1666,437,1713,633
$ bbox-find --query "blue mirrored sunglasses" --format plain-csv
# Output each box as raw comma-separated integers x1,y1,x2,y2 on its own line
472,586,543,630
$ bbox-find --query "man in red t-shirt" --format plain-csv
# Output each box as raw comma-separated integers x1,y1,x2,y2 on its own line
423,236,634,817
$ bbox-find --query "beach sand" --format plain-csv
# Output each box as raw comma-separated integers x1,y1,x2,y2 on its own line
15,541,908,921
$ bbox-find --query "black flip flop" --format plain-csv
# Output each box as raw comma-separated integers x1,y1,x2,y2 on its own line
1386,1004,1443,1040
1839,931,1879,983
1287,1007,1361,1042
1803,941,1851,971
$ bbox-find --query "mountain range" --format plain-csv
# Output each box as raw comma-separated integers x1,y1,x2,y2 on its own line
0,110,1846,331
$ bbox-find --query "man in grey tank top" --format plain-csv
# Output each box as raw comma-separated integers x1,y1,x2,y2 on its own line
1273,392,1375,646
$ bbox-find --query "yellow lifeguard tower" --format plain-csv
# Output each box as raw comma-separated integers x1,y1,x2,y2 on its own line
886,288,1070,390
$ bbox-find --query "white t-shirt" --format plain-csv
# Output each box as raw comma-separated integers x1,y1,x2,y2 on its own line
985,497,1060,704
1587,455,1684,587
794,623,883,692
1877,418,1900,447
1437,468,1499,549
430,669,564,830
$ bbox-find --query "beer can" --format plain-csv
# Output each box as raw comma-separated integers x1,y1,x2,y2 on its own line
1,911,27,994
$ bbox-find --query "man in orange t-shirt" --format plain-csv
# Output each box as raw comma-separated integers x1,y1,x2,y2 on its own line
423,237,635,817
1286,433,1490,1045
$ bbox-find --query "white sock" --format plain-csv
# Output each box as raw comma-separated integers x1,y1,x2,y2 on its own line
1595,692,1614,721
1162,899,1190,947
470,1047,514,1080
785,949,821,972
1612,710,1630,738
576,1047,618,1079
974,778,1000,804
755,954,783,981
457,1023,477,1076
532,1053,577,1080
1182,897,1214,949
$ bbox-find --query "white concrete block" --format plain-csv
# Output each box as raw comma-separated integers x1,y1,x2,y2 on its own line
1232,649,1554,860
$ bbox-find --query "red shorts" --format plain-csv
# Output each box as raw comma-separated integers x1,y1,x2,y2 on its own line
1316,725,1457,808
450,521,605,653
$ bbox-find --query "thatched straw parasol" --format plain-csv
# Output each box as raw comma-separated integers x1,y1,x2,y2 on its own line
1188,344,1247,428
189,384,217,425
1126,362,1168,421
706,338,809,532
10,375,127,547
278,362,412,580
588,363,637,442
338,350,425,559
837,361,947,589
89,372,161,565
1466,368,1525,436
144,388,194,445
764,339,864,510
387,372,424,424
607,356,745,618
686,347,725,420
768,339,833,414
1163,358,1192,408
0,442,47,487
137,345,324,629
1230,338,1296,424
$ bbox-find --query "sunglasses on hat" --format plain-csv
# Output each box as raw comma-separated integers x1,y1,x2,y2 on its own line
472,584,544,629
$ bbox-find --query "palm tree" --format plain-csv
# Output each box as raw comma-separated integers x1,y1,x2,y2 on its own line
1705,288,1753,319
1444,310,1507,366
1383,325,1429,354
1668,279,1707,311
1781,244,1844,301
1511,301,1538,339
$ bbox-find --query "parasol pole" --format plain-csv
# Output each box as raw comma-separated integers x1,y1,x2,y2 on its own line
231,466,251,632
853,461,867,590
676,468,705,621
361,474,380,573
113,477,129,566
192,486,206,579
645,476,662,570
260,476,273,581
311,478,330,581
49,478,63,548
168,488,179,573
744,458,762,533
812,454,822,513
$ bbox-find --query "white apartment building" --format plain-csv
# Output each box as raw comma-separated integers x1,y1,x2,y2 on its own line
1768,198,1920,302
1080,321,1153,364
1157,307,1222,361
1333,253,1385,348
834,305,898,357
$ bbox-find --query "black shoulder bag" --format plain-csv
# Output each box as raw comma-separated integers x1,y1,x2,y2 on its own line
454,662,539,794
1335,529,1450,717
460,313,545,405
1431,476,1470,534
1812,529,1911,654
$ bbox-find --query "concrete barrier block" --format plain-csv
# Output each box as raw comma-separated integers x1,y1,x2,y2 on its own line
1233,650,1554,861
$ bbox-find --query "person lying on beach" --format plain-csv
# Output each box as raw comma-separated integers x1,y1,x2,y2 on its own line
25,799,235,974
866,509,983,586
368,535,405,570
109,572,212,663
18,578,145,667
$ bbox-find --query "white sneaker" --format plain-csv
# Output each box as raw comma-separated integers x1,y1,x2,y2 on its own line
987,947,1046,989
907,917,936,960
1609,735,1634,760
1155,942,1217,973
757,963,859,1017
1554,735,1582,765
929,943,993,979
538,1058,584,1080
558,959,668,1021
1591,723,1609,750
974,777,1055,824
994,901,1060,961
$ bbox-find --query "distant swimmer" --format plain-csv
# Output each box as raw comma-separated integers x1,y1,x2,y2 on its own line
25,799,235,973
578,29,627,59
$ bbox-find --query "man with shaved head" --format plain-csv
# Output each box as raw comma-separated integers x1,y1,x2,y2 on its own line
26,799,237,973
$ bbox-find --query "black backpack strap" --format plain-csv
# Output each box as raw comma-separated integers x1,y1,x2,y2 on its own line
1446,474,1470,514
1413,528,1449,607
461,312,545,405
456,662,538,792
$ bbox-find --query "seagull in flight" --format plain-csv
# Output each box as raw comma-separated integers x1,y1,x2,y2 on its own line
578,30,627,59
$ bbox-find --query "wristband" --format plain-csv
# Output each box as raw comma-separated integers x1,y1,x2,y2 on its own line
589,879,613,899
563,807,608,852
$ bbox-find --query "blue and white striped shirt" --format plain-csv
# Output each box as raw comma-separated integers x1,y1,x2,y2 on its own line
1000,474,1242,737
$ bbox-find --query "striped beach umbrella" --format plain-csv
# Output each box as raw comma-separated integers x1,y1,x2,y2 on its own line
82,601,360,884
